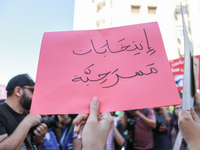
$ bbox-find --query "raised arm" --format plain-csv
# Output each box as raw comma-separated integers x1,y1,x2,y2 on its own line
113,123,125,146
161,107,171,124
73,97,113,150
131,110,156,129
178,107,200,150
0,114,42,150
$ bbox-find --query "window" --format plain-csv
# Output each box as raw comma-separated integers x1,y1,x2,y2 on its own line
176,27,183,38
97,1,105,13
148,6,157,14
131,5,140,13
97,19,105,27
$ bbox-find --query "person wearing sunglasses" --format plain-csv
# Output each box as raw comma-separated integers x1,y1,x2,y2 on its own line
0,74,48,150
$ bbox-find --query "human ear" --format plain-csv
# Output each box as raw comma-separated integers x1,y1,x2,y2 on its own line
14,86,23,97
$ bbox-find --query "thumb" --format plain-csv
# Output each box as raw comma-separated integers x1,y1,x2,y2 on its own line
190,107,200,122
88,97,99,122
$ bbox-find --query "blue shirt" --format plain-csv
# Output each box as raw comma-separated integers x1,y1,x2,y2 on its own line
59,125,78,150
41,130,59,150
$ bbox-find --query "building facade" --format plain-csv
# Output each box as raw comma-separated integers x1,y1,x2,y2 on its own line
73,0,200,60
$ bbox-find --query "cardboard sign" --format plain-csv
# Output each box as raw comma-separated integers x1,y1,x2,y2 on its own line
30,22,181,114
181,6,199,110
169,55,200,91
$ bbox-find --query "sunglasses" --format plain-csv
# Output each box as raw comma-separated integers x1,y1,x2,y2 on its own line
21,86,34,93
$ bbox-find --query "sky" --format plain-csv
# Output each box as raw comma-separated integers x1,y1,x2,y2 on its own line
0,0,75,86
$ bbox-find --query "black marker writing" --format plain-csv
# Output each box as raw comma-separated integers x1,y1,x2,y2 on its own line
72,29,155,56
102,64,158,88
143,29,156,55
72,64,111,83
84,64,94,74
73,49,92,55
72,63,158,88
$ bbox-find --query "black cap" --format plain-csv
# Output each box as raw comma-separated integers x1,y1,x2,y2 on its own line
6,74,35,91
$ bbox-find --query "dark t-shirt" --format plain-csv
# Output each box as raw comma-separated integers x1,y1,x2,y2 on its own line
153,111,172,150
0,102,27,136
114,122,124,150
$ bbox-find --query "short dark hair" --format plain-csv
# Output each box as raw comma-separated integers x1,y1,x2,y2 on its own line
7,90,14,97
6,74,35,92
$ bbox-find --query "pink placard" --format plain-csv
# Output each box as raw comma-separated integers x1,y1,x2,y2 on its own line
30,22,181,114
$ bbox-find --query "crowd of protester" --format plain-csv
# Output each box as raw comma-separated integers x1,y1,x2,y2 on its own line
0,73,199,150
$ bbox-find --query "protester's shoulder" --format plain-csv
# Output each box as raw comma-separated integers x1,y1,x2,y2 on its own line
0,102,6,108
0,103,9,125
147,108,156,119
147,108,154,114
0,99,5,104
0,103,8,116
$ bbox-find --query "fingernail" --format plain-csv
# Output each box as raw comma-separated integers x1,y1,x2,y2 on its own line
78,134,81,139
92,97,98,104
74,125,77,131
191,107,195,113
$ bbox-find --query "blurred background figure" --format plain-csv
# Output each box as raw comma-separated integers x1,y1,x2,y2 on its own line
41,115,60,150
168,105,187,150
153,107,172,150
104,112,125,150
122,108,156,150
0,74,48,149
58,114,82,150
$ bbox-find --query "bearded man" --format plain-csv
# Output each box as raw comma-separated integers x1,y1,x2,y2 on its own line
0,74,48,150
